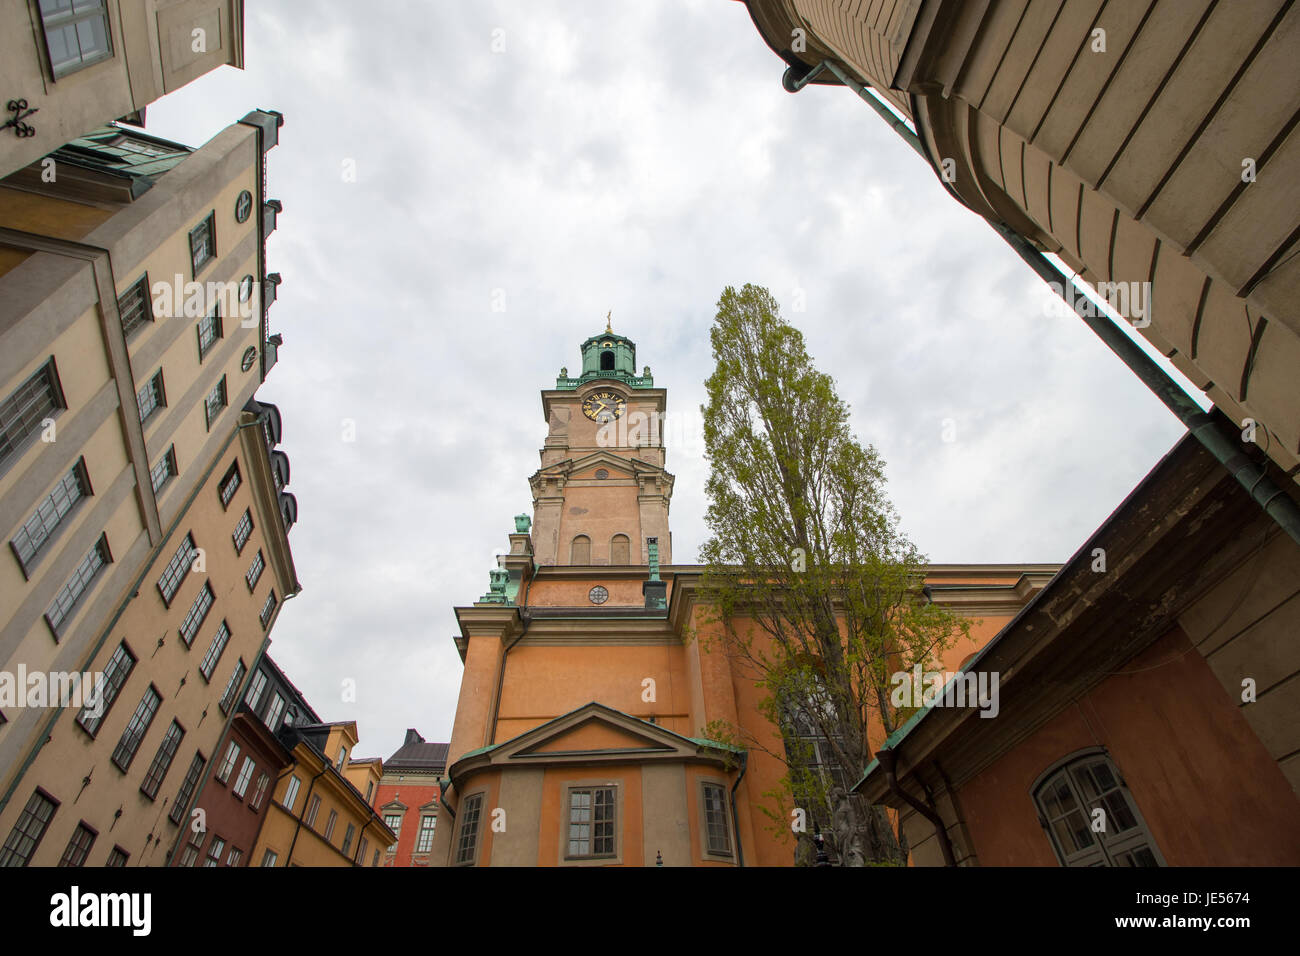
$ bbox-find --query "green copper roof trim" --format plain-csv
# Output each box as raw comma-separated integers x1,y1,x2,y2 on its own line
688,737,746,754
851,705,931,793
555,369,655,390
457,743,499,761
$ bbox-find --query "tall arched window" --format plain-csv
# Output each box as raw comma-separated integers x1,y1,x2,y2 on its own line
1031,750,1163,867
571,535,590,564
600,350,615,370
610,534,629,564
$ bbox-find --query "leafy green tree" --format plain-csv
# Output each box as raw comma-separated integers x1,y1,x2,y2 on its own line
696,284,971,865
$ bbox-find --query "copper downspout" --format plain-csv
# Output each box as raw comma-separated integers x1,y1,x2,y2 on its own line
729,751,748,867
284,761,329,866
875,748,956,867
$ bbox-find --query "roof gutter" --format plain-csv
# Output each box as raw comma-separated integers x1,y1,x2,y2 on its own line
784,58,1300,549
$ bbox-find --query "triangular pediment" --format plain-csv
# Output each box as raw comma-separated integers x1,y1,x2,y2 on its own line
380,798,407,812
516,716,674,757
451,703,736,777
535,450,665,483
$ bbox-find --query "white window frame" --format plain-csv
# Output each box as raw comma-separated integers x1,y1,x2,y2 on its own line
232,756,256,799
215,741,240,784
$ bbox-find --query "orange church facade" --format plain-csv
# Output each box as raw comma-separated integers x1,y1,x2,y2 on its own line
429,328,1053,866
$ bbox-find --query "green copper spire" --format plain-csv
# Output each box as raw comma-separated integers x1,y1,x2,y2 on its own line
555,316,654,390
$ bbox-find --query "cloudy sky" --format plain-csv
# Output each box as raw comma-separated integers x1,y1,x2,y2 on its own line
144,0,1190,759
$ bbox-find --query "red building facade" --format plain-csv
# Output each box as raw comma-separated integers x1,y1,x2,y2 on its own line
374,729,447,867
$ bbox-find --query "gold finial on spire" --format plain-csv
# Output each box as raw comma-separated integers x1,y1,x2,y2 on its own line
605,310,612,334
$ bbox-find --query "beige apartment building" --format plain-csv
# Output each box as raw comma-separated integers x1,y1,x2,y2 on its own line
1,0,243,179
0,109,298,866
737,0,1300,483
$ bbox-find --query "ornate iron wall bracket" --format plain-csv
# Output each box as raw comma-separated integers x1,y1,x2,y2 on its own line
4,99,39,137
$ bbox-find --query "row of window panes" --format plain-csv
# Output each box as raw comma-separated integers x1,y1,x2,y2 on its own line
0,788,129,867
116,208,220,349
30,628,217,836
570,533,631,564
7,756,1155,868
115,208,226,348
450,783,733,864
178,830,244,868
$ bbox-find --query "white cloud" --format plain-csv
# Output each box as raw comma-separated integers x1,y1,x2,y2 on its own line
141,0,1186,758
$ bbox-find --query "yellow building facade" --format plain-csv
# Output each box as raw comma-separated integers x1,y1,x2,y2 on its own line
252,722,395,868
0,111,297,866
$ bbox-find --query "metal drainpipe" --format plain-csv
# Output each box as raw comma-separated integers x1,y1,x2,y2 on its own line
487,568,533,747
876,748,956,867
784,59,1300,547
729,751,748,868
436,779,457,868
285,760,329,866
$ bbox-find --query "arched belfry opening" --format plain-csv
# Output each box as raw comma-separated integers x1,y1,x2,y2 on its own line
600,350,615,371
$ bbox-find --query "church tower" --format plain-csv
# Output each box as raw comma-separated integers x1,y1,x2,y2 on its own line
431,320,1057,867
529,318,674,567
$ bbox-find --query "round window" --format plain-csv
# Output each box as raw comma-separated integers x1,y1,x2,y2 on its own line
588,586,609,605
595,469,609,480
235,190,253,223
241,346,257,372
238,274,254,302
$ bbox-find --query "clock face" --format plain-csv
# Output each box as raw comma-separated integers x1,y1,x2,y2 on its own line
582,391,625,422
